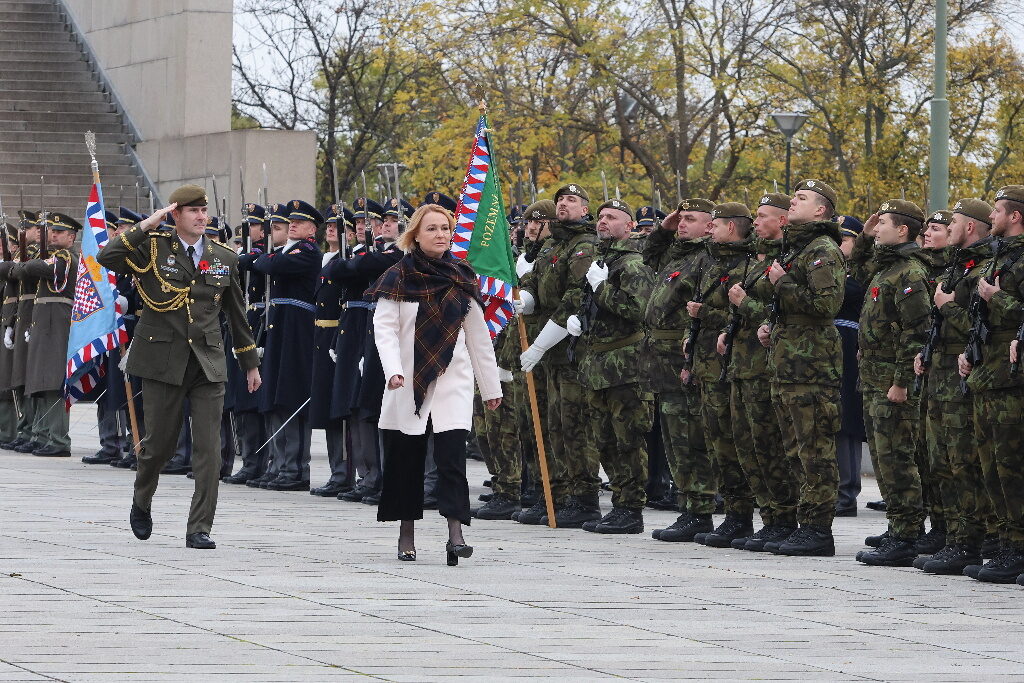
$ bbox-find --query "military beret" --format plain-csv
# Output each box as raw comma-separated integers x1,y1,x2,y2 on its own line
676,198,715,214
118,207,144,225
267,202,290,223
927,209,953,226
995,185,1024,205
597,199,633,219
951,198,992,225
420,191,457,213
508,204,527,223
524,199,557,221
712,202,752,221
352,197,385,220
383,197,415,219
244,203,266,223
794,179,838,211
758,193,791,211
554,184,589,203
838,215,863,238
635,206,667,226
168,184,208,207
47,212,83,231
287,199,324,224
878,199,925,224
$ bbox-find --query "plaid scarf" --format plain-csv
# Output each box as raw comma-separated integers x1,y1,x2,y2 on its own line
366,248,482,415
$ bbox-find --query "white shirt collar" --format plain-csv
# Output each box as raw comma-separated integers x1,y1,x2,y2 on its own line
178,235,204,265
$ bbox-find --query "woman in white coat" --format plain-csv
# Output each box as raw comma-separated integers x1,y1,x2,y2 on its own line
367,204,502,565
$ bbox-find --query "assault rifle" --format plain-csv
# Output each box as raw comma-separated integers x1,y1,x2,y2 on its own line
566,236,612,363
914,248,962,395
961,238,1004,396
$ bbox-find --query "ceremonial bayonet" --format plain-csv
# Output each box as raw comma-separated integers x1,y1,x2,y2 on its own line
360,170,374,253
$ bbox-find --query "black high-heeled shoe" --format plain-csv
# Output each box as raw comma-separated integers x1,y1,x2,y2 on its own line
397,543,416,561
446,540,473,566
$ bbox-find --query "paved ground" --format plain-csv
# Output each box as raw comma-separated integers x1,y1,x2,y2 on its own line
0,406,1023,681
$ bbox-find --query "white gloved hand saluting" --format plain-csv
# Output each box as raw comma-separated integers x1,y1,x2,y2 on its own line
515,290,536,315
586,261,609,291
329,348,337,363
520,319,569,372
516,252,533,278
3,327,13,350
565,314,583,337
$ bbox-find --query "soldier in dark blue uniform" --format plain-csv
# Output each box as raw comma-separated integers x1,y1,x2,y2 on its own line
241,200,321,491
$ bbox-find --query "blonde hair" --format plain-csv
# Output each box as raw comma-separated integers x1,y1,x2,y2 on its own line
396,204,456,253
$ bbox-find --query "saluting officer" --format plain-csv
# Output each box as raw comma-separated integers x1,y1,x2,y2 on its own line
97,184,261,549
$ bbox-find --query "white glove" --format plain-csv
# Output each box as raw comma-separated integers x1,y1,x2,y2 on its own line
115,295,128,312
498,367,514,382
358,357,364,375
516,252,533,278
24,330,30,344
329,348,337,363
3,327,12,350
515,290,536,315
520,320,569,372
566,314,583,336
586,261,609,291
257,347,264,359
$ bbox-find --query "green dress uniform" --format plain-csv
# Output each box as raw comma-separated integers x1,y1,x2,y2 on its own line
0,260,18,445
97,188,259,538
11,242,41,447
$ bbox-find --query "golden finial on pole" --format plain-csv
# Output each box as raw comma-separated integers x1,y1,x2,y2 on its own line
84,130,100,182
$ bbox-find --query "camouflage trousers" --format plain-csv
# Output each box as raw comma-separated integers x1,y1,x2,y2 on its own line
772,383,840,529
862,384,924,539
731,378,799,527
927,397,993,547
660,387,716,515
917,398,944,528
586,383,653,510
478,383,522,500
973,388,1024,550
700,380,754,517
546,365,598,502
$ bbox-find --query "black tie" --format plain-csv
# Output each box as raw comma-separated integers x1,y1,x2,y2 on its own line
187,245,196,268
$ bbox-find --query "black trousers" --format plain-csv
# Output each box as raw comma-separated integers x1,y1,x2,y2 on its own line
378,426,470,525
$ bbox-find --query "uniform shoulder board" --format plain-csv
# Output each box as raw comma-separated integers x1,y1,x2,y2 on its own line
211,240,236,254
152,231,173,237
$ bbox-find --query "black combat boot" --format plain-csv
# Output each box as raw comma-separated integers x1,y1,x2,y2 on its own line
964,545,1009,579
773,526,835,557
590,508,643,534
516,498,550,525
916,522,946,555
652,511,692,540
472,494,520,520
857,536,919,567
553,496,601,529
981,535,1000,558
700,514,754,548
761,526,799,553
658,513,713,542
914,544,952,570
924,545,982,575
977,549,1024,584
864,529,891,548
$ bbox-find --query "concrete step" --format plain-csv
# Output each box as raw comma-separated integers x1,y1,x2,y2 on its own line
0,155,133,172
0,100,115,114
0,42,80,56
0,10,60,22
0,31,75,43
0,78,106,92
0,68,96,82
0,120,127,134
0,55,87,68
0,179,145,195
0,140,124,155
0,130,127,143
0,109,124,123
0,89,107,103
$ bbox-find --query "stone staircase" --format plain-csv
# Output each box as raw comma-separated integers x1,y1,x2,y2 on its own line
0,0,155,223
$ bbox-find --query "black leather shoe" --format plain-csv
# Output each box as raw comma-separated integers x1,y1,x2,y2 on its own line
916,526,946,555
111,453,136,468
422,495,437,509
161,457,191,475
857,537,918,566
924,545,982,575
834,505,858,517
865,499,887,511
14,440,42,453
222,469,258,485
185,532,216,549
130,503,152,540
700,514,754,548
339,485,370,502
773,526,835,556
310,481,349,497
362,491,381,505
246,472,275,488
265,478,310,491
0,439,25,450
1017,572,1024,586
83,451,119,464
446,540,473,566
472,494,520,520
591,508,644,534
658,513,713,542
186,472,195,479
33,444,71,457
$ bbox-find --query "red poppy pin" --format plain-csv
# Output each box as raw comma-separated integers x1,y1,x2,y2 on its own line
198,260,210,272
963,259,975,270
871,286,879,301
667,271,680,282
719,275,729,283
551,255,559,264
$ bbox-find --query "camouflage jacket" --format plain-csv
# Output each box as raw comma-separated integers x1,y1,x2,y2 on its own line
690,239,752,383
932,238,994,401
522,221,596,367
578,238,654,391
965,233,1024,392
768,220,845,386
857,241,931,389
640,229,712,393
727,238,780,381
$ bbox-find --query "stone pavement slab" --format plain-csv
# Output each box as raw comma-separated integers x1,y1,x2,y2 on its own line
0,405,1023,681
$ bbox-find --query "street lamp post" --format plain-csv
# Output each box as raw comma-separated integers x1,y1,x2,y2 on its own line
771,112,809,194
929,0,949,212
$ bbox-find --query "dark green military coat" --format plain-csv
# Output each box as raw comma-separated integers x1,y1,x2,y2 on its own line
97,225,259,385
725,238,780,381
10,245,40,389
690,239,752,383
965,233,1024,392
24,248,79,395
0,261,17,392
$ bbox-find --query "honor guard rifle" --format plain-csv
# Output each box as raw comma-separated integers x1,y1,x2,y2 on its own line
360,170,374,252
393,163,407,234
17,188,28,262
331,157,349,260
0,194,11,262
38,176,48,259
239,166,251,303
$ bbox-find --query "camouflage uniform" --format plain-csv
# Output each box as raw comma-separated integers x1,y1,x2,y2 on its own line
768,220,845,530
641,228,713,514
725,239,800,528
691,239,755,518
964,232,1024,552
853,238,931,539
931,238,997,549
578,238,655,510
522,221,597,504
478,325,527,499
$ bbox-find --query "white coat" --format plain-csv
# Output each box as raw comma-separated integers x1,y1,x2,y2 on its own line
373,297,502,435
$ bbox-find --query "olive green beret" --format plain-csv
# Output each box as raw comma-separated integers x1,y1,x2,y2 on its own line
46,212,82,231
995,185,1024,205
878,199,924,224
524,199,557,221
168,184,209,208
712,202,752,221
794,179,838,211
553,183,589,203
597,199,633,219
758,193,791,211
927,209,953,225
952,198,992,226
677,198,715,214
